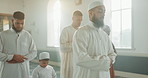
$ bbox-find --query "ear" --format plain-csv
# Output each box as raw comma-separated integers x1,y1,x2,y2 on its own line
12,19,14,22
11,19,15,24
72,16,74,21
88,11,93,20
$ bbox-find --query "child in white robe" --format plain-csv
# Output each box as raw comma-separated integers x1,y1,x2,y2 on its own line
32,52,57,78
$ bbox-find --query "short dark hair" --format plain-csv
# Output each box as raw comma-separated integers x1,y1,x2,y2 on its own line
73,10,83,16
39,59,49,61
13,11,25,20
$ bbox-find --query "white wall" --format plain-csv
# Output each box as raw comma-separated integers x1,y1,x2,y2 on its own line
23,0,148,56
24,0,93,50
0,0,24,14
132,0,148,53
24,0,49,50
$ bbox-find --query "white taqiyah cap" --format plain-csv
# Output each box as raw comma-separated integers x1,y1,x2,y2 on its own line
88,0,104,11
39,52,50,60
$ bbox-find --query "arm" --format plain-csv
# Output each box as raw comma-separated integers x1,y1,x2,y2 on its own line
24,35,37,61
0,34,13,62
107,38,117,64
72,29,112,71
60,28,72,53
32,69,39,78
52,67,57,78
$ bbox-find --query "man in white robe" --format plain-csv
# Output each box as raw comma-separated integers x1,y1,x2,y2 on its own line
72,1,117,78
102,25,116,78
60,10,83,78
0,11,37,78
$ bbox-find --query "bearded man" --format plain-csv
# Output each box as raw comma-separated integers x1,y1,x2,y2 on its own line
0,11,37,78
72,1,117,78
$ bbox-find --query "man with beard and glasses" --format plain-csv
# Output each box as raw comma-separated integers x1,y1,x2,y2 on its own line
0,11,37,78
72,1,117,78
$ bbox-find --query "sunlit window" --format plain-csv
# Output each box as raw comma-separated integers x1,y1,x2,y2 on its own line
47,0,61,47
111,0,132,49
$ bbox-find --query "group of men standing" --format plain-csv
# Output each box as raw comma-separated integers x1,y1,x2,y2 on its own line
60,1,117,78
0,0,117,78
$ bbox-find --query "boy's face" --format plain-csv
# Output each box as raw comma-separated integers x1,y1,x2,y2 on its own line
39,60,49,68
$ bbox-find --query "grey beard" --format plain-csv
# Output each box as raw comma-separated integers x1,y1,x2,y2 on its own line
92,17,104,28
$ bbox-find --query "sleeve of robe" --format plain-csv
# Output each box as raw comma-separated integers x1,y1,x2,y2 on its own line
72,28,117,71
24,34,37,61
52,67,57,78
0,34,13,62
60,28,72,53
32,68,39,78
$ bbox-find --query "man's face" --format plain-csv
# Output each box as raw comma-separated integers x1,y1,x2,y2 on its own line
72,16,82,27
91,6,105,28
12,19,24,32
39,60,49,68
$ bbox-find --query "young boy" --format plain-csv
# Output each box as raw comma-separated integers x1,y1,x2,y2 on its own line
32,52,57,78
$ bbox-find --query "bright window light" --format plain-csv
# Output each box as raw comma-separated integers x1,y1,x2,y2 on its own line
111,0,132,49
47,0,61,47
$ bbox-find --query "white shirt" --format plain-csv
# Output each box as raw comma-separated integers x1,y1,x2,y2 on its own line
60,25,77,78
72,22,117,78
60,25,77,53
32,65,57,78
0,28,37,78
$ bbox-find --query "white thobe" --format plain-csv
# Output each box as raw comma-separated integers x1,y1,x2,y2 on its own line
32,65,57,78
0,29,37,78
60,25,77,78
72,22,117,78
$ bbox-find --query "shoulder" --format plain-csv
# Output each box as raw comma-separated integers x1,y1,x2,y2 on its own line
0,30,13,38
22,30,31,35
47,65,55,70
47,65,53,68
0,30,11,35
21,30,32,37
33,66,40,71
76,25,93,35
61,26,72,35
62,26,71,30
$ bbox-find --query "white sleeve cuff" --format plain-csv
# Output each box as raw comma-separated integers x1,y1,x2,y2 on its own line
7,55,14,61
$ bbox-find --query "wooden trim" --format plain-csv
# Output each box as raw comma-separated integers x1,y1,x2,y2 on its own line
0,13,12,16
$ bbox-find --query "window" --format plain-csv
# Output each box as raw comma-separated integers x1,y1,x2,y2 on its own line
111,0,132,49
47,0,61,47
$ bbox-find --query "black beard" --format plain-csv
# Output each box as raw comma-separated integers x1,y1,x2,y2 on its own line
92,16,104,28
12,25,23,33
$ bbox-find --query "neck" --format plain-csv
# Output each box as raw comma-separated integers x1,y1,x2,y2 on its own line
72,23,79,29
92,22,101,29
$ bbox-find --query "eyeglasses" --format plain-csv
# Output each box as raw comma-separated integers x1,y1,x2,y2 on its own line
98,9,105,14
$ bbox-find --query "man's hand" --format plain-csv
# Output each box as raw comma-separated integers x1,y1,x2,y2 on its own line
6,59,17,63
7,54,28,63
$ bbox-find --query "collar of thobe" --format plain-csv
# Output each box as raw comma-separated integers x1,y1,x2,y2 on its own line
10,28,23,36
88,21,101,31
